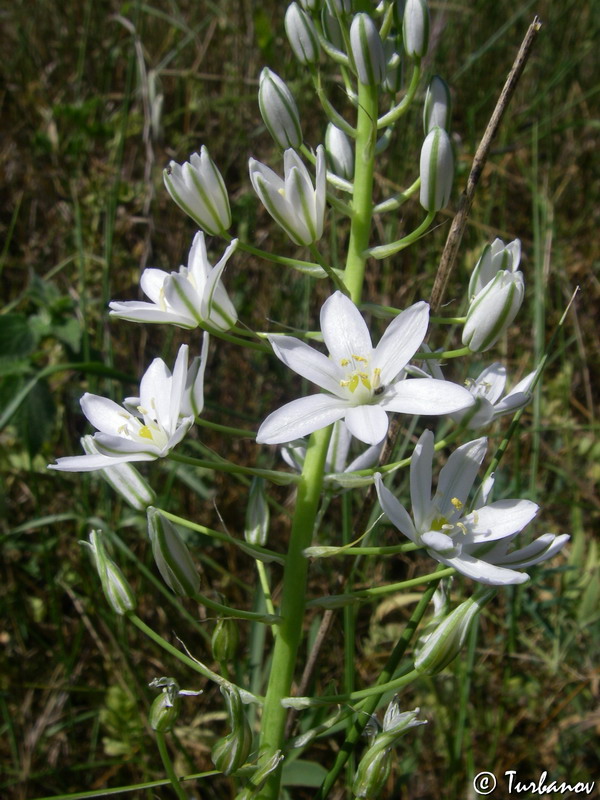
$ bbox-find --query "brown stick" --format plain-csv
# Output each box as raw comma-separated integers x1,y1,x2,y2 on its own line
429,16,543,313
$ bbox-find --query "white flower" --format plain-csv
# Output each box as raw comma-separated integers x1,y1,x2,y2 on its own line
256,292,475,447
249,146,326,246
49,344,203,472
375,429,569,585
109,232,237,332
462,237,525,352
163,146,231,235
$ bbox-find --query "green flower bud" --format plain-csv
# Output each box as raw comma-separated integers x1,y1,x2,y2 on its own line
325,123,354,179
352,746,392,799
285,3,320,65
149,689,181,732
81,530,136,615
350,13,386,86
419,126,454,211
147,507,200,597
81,436,156,511
423,75,451,133
235,750,284,800
415,590,495,675
468,237,522,298
212,617,239,665
212,685,253,775
258,68,302,150
245,477,270,547
403,0,430,58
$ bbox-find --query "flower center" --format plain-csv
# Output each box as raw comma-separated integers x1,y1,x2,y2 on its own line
338,355,382,404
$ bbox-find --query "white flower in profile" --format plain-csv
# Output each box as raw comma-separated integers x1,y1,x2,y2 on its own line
109,232,237,332
49,343,206,472
375,429,569,585
249,146,326,246
256,291,475,447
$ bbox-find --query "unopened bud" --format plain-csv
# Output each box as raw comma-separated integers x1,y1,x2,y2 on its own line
81,530,136,615
245,477,270,547
423,75,451,133
325,123,354,180
419,126,454,211
147,508,200,597
352,746,392,799
212,617,239,665
382,37,403,95
350,13,386,86
149,688,181,732
235,750,285,800
321,5,344,51
403,0,429,58
163,146,231,235
285,3,320,65
462,270,525,352
468,237,522,298
81,436,156,510
211,685,253,775
258,68,302,150
415,590,494,675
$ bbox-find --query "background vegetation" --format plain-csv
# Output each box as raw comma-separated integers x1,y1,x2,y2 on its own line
1,0,598,798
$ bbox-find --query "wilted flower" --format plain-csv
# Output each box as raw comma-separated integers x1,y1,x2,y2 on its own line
376,429,569,584
163,146,231,234
109,232,237,331
463,238,525,352
49,345,201,472
211,685,253,775
420,126,454,211
258,68,303,150
257,292,474,446
249,146,326,246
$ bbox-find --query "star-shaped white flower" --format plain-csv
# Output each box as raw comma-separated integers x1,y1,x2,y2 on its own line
49,343,206,472
375,429,569,585
109,232,237,331
256,292,475,446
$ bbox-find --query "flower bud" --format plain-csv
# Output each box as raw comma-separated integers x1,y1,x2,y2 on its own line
325,123,354,180
415,590,494,675
321,5,344,51
403,0,429,58
468,237,522,298
285,3,320,65
245,477,270,547
235,751,285,800
462,269,525,352
211,685,253,775
258,68,302,150
212,617,239,665
149,688,181,732
382,37,403,95
352,746,392,799
300,0,320,9
419,126,454,211
163,146,231,235
147,507,200,597
81,530,136,615
423,75,451,133
81,436,156,510
350,13,386,86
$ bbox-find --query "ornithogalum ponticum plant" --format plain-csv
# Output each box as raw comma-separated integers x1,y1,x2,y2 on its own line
48,3,568,799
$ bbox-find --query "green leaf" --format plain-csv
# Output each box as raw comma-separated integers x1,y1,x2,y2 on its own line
0,314,36,357
282,759,329,787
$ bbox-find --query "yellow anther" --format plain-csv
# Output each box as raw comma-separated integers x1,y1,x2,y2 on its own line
352,354,368,363
451,497,464,510
138,425,154,440
372,367,382,389
340,358,350,367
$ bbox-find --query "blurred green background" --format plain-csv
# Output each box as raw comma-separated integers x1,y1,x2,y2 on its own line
1,1,598,798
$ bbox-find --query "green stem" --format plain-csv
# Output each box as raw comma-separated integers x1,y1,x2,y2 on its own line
308,568,454,607
377,61,421,128
192,591,280,625
309,244,350,295
256,425,332,799
167,451,299,485
366,210,436,259
284,668,419,709
155,730,188,800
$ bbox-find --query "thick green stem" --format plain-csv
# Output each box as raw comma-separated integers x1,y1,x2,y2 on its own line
256,425,332,799
344,81,379,301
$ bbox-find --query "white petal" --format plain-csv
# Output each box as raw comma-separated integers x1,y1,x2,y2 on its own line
382,378,474,415
375,474,418,542
411,429,434,532
493,533,569,568
345,441,383,472
80,394,130,435
327,420,352,472
165,416,194,452
435,437,487,518
374,301,429,384
140,268,169,304
49,452,150,472
187,230,210,290
473,362,506,404
466,499,538,542
257,394,347,445
168,345,190,427
437,552,530,585
94,433,161,456
421,530,457,554
163,274,202,325
268,335,343,396
320,292,373,367
139,358,170,417
345,403,389,445
109,301,195,328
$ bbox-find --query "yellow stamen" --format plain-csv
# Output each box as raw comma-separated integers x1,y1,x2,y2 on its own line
340,358,350,367
352,354,368,363
451,497,463,510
